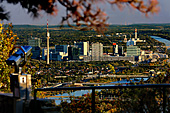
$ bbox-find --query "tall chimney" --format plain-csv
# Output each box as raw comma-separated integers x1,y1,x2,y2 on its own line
47,19,50,64
135,28,137,39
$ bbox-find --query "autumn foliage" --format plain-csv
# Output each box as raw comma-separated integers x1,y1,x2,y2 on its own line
0,23,18,92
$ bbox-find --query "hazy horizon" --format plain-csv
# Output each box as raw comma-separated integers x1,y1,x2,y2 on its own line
1,0,170,25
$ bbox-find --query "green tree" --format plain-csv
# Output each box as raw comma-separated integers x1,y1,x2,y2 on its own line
108,64,115,74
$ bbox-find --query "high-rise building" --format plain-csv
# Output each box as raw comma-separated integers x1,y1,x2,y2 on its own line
113,43,124,56
92,42,103,61
28,37,41,59
28,37,41,47
74,41,89,56
68,46,80,60
42,48,47,60
55,45,68,54
31,47,41,59
42,48,64,61
113,43,118,56
127,46,140,57
118,46,124,56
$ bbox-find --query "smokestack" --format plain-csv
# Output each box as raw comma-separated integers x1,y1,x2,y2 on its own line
47,19,50,64
135,28,137,39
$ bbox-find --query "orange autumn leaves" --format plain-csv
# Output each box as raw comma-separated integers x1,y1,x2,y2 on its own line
0,0,159,33
56,0,159,32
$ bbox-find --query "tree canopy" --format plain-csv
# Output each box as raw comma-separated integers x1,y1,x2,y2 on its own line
0,23,18,92
0,0,159,32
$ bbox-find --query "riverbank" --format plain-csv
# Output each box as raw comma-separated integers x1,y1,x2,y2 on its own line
150,36,170,46
152,34,170,41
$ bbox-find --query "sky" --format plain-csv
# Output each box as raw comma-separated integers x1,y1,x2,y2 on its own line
2,0,170,25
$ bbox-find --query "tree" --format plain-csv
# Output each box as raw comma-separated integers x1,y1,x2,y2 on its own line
0,0,159,32
0,23,18,92
108,64,115,74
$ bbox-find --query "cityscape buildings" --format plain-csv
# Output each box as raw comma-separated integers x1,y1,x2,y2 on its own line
74,41,89,56
126,38,136,46
28,37,41,47
113,43,124,56
118,46,124,56
68,45,80,60
26,27,167,63
113,43,118,56
28,37,41,59
55,45,68,54
92,42,103,61
127,46,141,57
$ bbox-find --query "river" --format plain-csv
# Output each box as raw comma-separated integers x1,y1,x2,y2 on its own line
51,77,148,105
150,36,170,46
51,35,170,105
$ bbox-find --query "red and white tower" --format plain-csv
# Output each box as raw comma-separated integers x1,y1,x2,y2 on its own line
47,19,50,64
135,28,137,39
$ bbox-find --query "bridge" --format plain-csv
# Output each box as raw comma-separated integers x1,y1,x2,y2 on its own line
86,74,149,78
54,74,149,79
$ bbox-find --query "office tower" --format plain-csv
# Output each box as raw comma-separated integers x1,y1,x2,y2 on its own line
28,37,41,47
28,37,41,59
113,43,118,56
127,46,140,57
118,46,124,56
68,46,80,60
55,45,68,54
42,48,62,61
74,41,89,56
92,42,103,61
31,47,41,59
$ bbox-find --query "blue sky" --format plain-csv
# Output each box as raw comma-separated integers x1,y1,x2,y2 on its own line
2,0,170,25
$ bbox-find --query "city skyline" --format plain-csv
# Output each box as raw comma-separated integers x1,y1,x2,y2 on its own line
1,0,170,25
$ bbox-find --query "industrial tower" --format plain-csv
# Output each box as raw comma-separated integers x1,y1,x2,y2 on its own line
47,19,50,64
135,28,137,39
